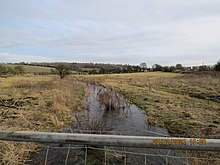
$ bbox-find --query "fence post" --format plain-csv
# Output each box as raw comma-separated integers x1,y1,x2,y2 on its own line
44,146,50,165
84,145,87,165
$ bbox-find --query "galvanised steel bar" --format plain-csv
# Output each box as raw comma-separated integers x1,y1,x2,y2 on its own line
0,131,219,151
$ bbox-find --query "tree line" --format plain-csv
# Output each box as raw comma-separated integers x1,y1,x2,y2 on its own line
88,65,146,74
151,61,220,72
12,60,220,74
1,60,219,79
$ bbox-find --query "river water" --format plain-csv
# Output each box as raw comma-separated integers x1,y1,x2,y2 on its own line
30,84,187,165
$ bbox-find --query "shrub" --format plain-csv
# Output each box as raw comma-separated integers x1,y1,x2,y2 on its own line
54,64,70,79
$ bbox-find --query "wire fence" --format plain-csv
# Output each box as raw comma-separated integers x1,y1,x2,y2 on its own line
9,127,216,165
30,142,220,165
1,121,220,165
1,127,220,165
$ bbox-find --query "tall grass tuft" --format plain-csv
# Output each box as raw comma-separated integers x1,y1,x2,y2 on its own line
98,89,129,111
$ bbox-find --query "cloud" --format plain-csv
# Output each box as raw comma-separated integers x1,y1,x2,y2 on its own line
0,52,59,63
0,0,220,65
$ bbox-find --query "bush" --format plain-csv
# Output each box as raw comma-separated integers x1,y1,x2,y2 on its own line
0,65,7,76
14,65,25,74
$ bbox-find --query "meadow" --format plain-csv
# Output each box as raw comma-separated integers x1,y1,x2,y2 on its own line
0,71,219,164
1,64,52,74
0,75,84,164
73,72,220,164
74,72,220,138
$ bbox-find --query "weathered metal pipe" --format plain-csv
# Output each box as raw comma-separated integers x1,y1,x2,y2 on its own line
0,131,220,151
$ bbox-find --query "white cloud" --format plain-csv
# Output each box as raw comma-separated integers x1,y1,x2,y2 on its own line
0,52,56,63
0,0,220,65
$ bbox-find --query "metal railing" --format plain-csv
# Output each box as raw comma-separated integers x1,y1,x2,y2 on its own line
0,131,220,151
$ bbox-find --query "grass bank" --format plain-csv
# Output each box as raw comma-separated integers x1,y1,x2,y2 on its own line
0,75,84,164
73,72,220,164
74,72,220,137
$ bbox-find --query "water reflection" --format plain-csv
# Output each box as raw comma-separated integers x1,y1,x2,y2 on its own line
30,84,187,165
70,84,187,165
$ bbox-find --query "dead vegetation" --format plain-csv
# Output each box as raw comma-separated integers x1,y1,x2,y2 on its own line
72,72,220,165
98,89,129,111
73,72,220,137
0,75,84,164
0,97,37,109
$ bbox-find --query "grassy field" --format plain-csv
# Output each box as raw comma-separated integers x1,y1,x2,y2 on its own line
73,72,220,137
2,64,52,74
0,72,219,164
0,75,85,164
73,72,220,164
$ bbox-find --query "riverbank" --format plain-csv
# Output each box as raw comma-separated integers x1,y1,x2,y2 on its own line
73,72,220,137
1,72,219,164
72,72,220,164
0,75,84,164
31,84,182,165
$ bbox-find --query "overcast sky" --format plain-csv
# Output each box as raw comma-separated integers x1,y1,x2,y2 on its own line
0,0,220,66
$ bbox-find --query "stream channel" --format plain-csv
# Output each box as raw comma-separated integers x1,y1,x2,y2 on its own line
30,84,187,165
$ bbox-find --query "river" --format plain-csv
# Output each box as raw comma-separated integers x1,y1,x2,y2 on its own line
30,84,187,165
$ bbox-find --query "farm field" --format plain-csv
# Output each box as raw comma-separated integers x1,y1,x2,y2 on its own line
73,72,220,164
73,72,220,138
0,71,220,164
1,64,52,74
0,75,84,164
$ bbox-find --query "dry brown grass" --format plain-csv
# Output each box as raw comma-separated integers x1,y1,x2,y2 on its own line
0,75,84,164
72,72,220,164
73,72,220,137
0,142,39,165
98,90,129,111
187,151,220,165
